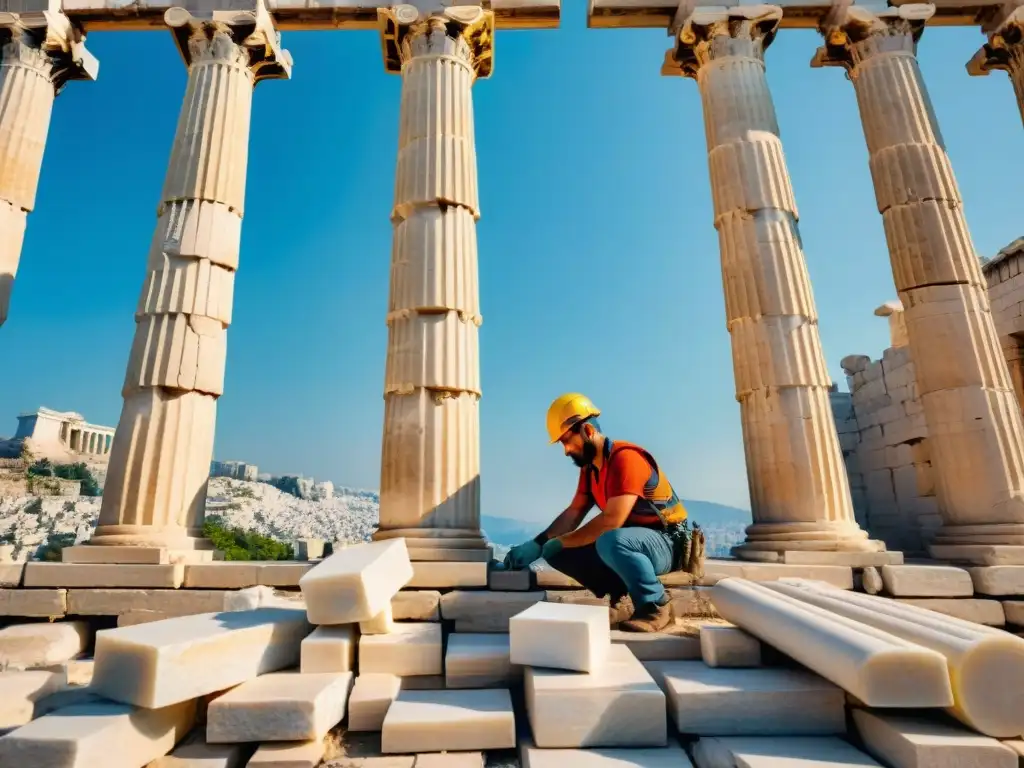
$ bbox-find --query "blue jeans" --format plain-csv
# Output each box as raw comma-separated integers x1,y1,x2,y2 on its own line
546,526,674,607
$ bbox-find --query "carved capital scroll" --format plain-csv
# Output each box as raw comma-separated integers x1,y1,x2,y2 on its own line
812,3,934,75
663,5,782,79
378,4,494,78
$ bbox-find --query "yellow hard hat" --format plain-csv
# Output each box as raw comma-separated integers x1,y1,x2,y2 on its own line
546,393,601,444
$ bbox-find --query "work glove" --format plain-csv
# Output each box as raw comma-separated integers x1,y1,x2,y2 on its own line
504,539,542,570
540,537,564,562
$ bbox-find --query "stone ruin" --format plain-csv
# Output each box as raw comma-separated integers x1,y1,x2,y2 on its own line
4,538,1024,767
5,0,1024,764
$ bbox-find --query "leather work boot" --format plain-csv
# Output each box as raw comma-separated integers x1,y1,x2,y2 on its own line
608,594,634,626
619,599,672,633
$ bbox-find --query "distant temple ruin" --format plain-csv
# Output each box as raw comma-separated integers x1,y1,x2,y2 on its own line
13,407,115,460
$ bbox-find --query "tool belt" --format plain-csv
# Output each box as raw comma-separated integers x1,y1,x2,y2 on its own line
665,520,706,580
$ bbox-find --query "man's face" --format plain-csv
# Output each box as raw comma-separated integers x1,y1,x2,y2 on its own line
559,425,597,468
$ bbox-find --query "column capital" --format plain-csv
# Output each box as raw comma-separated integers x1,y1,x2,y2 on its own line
812,3,934,73
967,6,1024,77
378,4,494,78
661,5,782,79
0,4,98,92
163,1,292,83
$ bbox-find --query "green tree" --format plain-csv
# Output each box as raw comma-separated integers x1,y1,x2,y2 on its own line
35,531,77,562
202,515,294,561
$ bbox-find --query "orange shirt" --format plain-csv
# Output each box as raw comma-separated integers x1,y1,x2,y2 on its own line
576,439,657,512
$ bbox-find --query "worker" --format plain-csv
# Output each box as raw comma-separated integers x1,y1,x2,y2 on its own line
504,393,700,633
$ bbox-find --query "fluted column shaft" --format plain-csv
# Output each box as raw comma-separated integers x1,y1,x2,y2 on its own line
92,7,290,547
0,14,96,326
373,5,492,552
666,6,881,556
967,8,1024,128
815,4,1024,554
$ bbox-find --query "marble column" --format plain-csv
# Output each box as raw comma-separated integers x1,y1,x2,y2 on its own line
664,5,884,558
814,4,1024,559
90,4,290,548
373,4,491,557
0,9,96,327
967,7,1024,128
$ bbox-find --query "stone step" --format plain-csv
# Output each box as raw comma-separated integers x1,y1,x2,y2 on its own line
206,671,354,744
525,644,665,749
646,661,846,736
520,742,694,768
852,709,1018,768
359,622,443,677
445,633,518,689
381,689,516,754
691,736,882,767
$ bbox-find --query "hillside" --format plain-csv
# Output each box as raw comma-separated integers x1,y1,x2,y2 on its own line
0,477,750,560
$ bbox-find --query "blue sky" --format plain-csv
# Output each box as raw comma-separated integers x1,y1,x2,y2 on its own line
1,6,1020,523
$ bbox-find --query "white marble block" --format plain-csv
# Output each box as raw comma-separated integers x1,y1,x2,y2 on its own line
359,622,442,676
91,608,312,708
699,625,761,668
348,673,403,731
151,730,253,767
0,669,69,734
360,604,395,635
525,643,665,748
691,736,883,767
0,621,89,669
446,633,519,688
647,661,846,736
299,539,413,625
0,699,196,768
381,689,516,754
510,602,609,672
206,671,353,743
852,709,1018,768
247,739,325,767
300,625,357,673
521,743,694,768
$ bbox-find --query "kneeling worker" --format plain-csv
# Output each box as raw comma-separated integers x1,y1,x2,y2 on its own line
504,393,704,633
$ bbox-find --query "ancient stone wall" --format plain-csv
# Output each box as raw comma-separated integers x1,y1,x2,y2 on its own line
834,242,1024,552
833,310,938,555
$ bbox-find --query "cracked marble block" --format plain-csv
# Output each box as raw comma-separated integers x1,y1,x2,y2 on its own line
206,671,353,743
381,688,516,754
92,608,312,709
299,539,413,625
880,565,973,597
699,625,761,668
711,578,953,707
520,743,694,768
692,736,882,767
853,710,1017,768
300,625,357,673
647,661,844,736
445,633,519,688
0,699,196,768
359,622,442,677
509,602,609,672
348,673,403,732
525,643,665,749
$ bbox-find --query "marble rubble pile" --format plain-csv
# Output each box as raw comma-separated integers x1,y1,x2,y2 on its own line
3,545,1024,768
